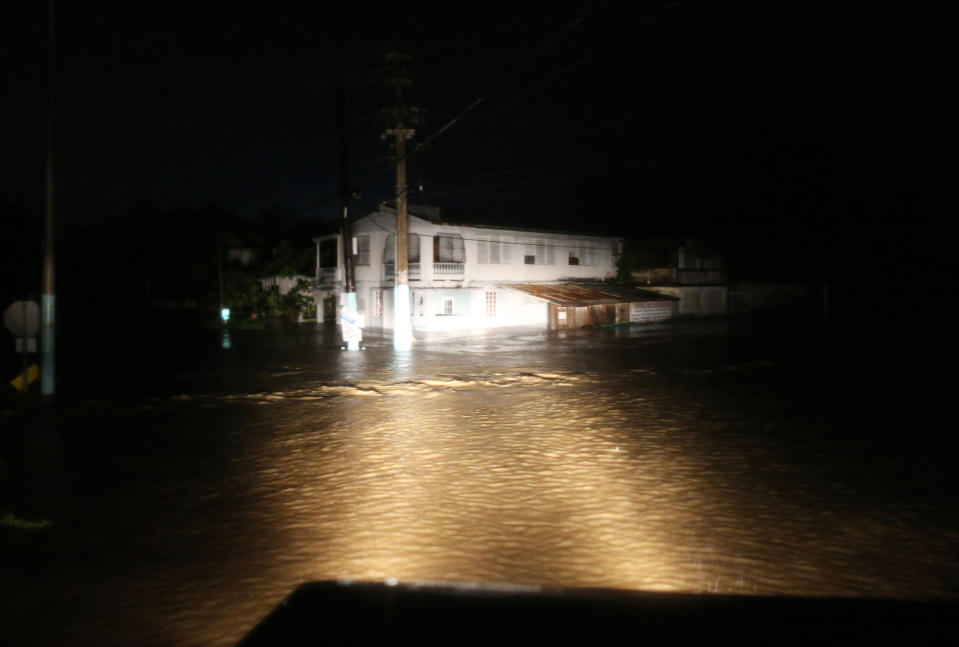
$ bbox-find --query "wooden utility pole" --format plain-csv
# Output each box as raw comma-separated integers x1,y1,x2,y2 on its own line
337,90,355,296
384,52,415,351
338,90,359,349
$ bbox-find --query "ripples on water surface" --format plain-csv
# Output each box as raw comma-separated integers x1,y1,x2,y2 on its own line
2,324,957,646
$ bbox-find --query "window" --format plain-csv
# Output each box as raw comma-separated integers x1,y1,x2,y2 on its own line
409,233,420,262
477,237,512,264
433,234,465,263
318,239,338,269
442,297,454,315
485,291,496,317
579,242,595,266
524,238,554,265
568,242,598,266
383,234,421,264
374,290,383,318
353,235,370,266
383,236,393,264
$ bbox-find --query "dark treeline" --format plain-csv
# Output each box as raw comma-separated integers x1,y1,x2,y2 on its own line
0,200,331,328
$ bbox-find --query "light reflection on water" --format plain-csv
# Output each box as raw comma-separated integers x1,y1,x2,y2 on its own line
6,325,958,646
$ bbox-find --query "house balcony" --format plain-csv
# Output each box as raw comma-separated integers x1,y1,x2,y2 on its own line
316,267,338,286
383,263,421,283
433,262,464,278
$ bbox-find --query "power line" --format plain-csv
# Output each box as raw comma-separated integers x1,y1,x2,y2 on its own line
408,2,606,160
432,0,681,143
348,1,610,205
351,0,681,209
426,172,591,196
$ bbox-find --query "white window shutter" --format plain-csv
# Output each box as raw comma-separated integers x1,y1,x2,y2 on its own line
383,235,395,264
477,239,489,264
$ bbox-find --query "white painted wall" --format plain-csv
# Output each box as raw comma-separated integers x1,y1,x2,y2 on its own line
326,206,621,330
647,285,729,316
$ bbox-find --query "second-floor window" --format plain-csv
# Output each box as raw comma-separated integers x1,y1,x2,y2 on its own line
477,237,512,264
433,234,465,263
524,238,555,265
383,233,421,264
569,242,595,266
318,239,338,269
353,235,370,266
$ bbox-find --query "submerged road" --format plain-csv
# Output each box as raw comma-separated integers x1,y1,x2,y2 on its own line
2,321,957,646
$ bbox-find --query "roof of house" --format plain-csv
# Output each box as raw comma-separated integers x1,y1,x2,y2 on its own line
498,283,678,307
377,203,621,238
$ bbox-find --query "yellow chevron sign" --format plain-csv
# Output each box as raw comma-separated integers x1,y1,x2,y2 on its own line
11,364,39,392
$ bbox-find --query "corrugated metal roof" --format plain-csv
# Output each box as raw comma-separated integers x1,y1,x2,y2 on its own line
499,283,679,307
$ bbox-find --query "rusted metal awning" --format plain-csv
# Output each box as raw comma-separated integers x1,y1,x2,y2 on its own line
498,283,678,307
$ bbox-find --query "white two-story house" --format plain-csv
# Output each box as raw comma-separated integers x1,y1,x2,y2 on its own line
314,204,675,331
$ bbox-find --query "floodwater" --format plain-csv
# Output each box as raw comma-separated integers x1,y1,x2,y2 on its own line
2,320,957,646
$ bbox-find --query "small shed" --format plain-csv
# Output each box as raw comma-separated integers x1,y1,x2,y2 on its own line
500,283,679,330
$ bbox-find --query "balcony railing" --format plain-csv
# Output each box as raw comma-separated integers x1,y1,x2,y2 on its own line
433,262,464,277
383,263,421,282
316,267,337,285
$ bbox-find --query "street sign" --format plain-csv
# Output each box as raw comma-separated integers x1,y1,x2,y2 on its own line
16,338,37,353
4,301,40,338
11,364,39,392
339,306,364,345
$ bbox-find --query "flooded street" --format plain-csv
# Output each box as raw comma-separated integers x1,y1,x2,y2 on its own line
2,321,958,646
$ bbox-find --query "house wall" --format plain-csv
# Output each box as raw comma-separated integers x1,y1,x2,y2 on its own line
646,285,729,316
350,211,620,287
407,286,547,331
341,209,619,330
629,301,677,323
548,301,672,330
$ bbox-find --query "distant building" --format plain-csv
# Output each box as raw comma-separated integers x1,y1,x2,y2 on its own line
259,275,310,296
314,204,677,331
227,247,257,266
628,237,810,318
223,230,258,267
627,237,729,317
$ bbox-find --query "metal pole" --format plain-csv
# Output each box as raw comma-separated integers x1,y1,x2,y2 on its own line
21,301,29,395
216,218,224,314
41,0,56,400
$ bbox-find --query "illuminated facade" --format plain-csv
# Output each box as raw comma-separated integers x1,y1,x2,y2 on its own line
314,204,623,330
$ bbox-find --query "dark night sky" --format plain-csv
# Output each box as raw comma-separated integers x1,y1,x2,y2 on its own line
2,1,956,269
